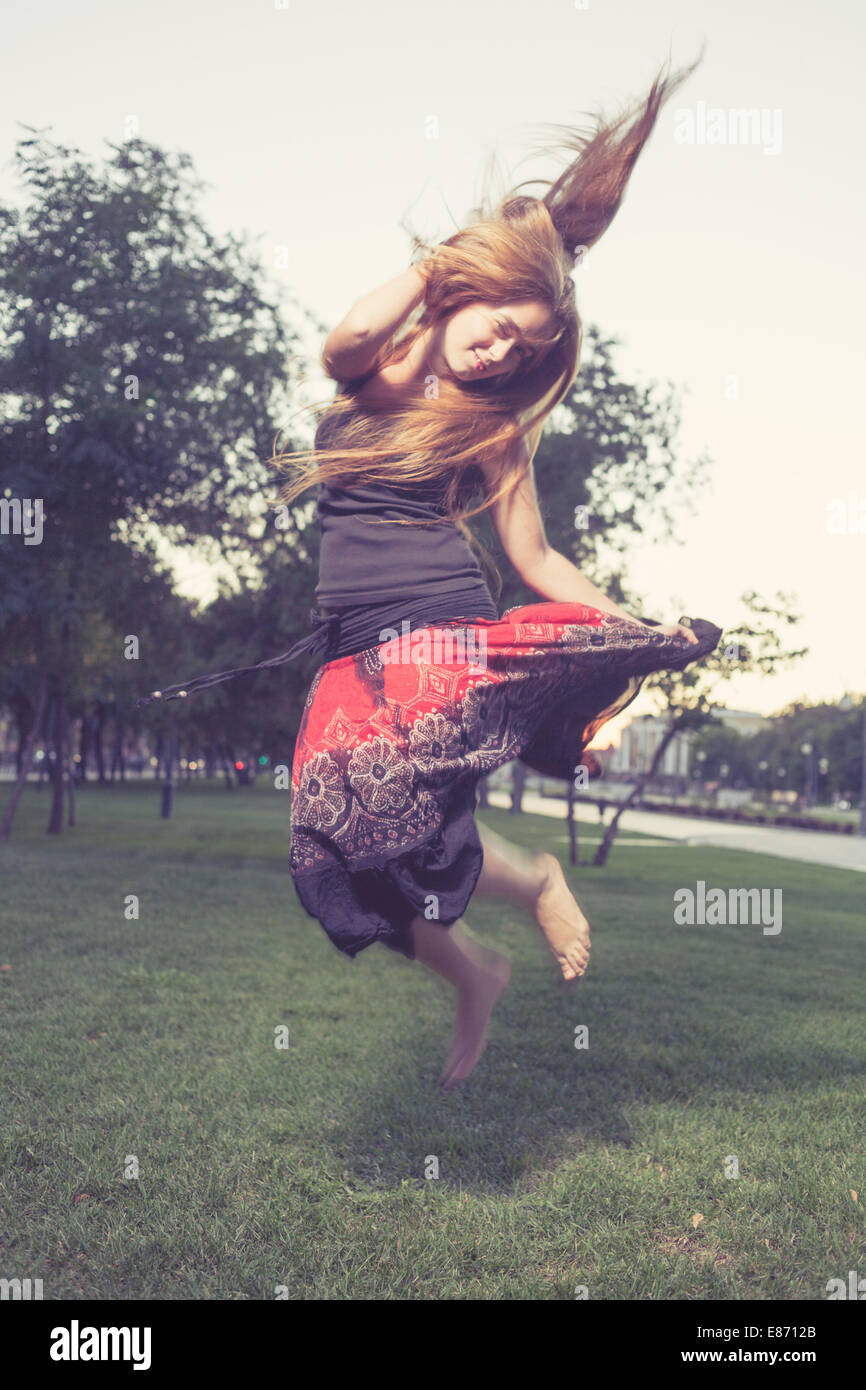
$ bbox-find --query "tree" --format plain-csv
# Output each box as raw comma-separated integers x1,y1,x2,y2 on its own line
0,126,299,833
740,694,865,808
591,590,808,865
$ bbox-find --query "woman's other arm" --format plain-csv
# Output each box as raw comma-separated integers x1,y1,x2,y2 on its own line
480,439,697,639
320,264,428,382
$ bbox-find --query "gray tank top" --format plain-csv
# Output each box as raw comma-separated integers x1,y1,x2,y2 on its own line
313,403,495,611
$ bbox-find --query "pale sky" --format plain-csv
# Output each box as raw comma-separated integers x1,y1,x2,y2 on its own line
4,0,865,722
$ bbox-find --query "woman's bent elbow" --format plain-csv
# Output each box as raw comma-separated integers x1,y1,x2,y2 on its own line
321,316,373,379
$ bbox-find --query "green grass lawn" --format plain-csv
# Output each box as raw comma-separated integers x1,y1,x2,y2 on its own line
1,779,864,1300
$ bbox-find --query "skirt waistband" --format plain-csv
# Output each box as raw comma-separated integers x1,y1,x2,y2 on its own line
319,585,499,660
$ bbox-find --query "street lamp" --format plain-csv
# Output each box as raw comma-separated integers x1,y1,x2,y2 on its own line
800,741,813,807
818,756,829,806
694,749,706,800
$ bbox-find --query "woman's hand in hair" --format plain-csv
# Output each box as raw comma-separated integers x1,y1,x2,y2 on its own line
413,253,438,291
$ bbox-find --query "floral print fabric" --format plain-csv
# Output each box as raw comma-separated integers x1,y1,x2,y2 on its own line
289,602,722,959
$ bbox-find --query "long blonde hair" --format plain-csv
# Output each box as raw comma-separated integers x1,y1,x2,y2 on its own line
270,50,703,540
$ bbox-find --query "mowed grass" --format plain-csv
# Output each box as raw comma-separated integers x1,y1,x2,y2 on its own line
1,779,864,1300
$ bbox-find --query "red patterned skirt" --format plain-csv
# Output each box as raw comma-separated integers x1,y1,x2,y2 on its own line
289,602,722,959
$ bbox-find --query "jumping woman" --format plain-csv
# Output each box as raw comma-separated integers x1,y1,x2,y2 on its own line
140,52,722,1090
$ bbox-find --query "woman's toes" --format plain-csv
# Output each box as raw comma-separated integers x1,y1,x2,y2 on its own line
567,948,587,978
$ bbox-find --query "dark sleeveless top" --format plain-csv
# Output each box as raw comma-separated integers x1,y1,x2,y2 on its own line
315,472,493,607
312,401,498,644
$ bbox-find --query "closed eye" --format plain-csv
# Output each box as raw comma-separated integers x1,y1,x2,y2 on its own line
496,318,531,360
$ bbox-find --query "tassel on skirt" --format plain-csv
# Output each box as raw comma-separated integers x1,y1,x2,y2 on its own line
289,601,723,959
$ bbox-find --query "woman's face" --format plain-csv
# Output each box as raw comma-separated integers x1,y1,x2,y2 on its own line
432,299,555,385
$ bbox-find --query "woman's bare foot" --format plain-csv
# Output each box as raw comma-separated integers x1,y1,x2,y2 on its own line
438,947,511,1091
532,852,591,982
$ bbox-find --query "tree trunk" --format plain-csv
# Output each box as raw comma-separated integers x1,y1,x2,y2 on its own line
79,710,93,782
94,703,107,782
509,761,527,814
161,725,177,819
593,722,678,866
65,703,76,827
70,713,82,784
0,673,49,842
15,722,26,780
220,742,235,791
476,775,489,809
110,710,126,782
47,690,65,835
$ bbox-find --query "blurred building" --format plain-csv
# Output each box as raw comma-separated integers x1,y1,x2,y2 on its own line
593,707,771,780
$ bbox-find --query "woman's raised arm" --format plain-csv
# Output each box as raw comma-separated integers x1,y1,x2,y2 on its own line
320,264,428,382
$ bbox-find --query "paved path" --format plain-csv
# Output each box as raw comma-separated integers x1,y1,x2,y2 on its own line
486,790,866,874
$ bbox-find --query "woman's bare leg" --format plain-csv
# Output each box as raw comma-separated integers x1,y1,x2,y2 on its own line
474,821,548,907
475,821,591,982
409,915,511,1090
